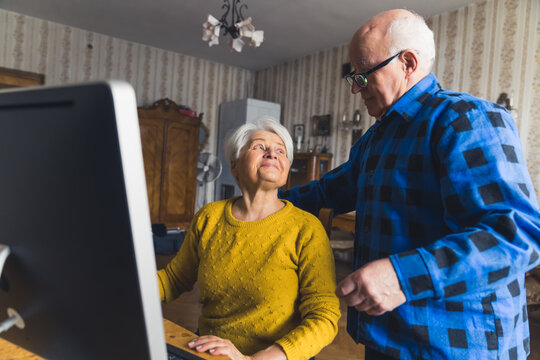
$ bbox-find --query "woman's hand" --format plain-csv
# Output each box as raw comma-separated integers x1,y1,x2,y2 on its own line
188,335,252,360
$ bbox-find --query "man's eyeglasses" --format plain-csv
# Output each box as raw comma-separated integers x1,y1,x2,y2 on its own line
344,51,402,89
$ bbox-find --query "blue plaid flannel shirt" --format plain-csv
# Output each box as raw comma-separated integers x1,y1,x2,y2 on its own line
280,73,540,359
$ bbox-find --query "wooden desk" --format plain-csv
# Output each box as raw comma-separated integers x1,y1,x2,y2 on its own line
0,319,228,360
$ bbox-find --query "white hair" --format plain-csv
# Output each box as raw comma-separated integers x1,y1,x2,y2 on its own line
224,116,294,166
386,11,436,72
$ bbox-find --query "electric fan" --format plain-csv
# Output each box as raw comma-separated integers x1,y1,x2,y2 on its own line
197,152,223,205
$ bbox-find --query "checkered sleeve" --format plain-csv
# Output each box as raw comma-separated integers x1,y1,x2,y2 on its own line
390,101,540,301
279,138,364,216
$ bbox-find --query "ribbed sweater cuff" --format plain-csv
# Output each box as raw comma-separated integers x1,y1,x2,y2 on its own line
275,338,300,360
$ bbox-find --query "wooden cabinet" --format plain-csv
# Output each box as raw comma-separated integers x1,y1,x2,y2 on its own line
286,152,332,189
0,66,44,89
138,99,201,229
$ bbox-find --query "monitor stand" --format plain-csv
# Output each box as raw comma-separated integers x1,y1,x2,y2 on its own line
0,245,25,334
0,245,9,277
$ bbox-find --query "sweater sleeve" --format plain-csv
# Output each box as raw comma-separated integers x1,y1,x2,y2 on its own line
157,216,200,303
275,217,341,360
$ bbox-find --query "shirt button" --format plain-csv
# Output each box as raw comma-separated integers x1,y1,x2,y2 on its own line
363,226,369,232
369,170,374,176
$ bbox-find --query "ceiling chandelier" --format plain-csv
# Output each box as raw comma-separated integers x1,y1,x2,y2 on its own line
202,0,264,53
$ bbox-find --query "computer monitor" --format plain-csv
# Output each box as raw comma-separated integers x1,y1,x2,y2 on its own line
0,82,167,359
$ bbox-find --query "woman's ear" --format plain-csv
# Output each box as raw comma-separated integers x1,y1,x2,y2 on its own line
230,160,237,177
230,160,241,185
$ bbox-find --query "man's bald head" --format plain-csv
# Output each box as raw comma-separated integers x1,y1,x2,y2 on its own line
351,9,435,73
354,9,413,42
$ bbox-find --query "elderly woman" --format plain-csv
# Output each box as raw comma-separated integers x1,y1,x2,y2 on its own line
157,117,340,360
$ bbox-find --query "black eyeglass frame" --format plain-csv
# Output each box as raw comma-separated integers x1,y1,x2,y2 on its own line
344,51,402,88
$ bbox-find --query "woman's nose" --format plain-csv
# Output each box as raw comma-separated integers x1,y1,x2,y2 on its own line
264,149,277,159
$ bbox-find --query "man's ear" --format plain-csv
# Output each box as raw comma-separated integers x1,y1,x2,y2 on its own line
401,50,418,75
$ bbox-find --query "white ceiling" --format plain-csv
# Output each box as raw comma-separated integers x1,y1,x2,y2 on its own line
0,0,480,71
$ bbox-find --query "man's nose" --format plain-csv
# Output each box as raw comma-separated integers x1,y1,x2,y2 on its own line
351,82,363,94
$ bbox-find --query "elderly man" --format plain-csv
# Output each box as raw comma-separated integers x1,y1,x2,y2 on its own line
280,9,540,360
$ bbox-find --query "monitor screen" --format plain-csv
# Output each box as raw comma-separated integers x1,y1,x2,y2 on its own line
0,82,167,359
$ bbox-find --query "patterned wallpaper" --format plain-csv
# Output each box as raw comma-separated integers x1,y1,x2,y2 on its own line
254,44,358,166
254,0,540,196
1,0,539,198
0,8,254,158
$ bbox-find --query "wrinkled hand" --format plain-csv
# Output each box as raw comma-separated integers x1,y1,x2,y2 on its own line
188,335,250,360
336,258,406,316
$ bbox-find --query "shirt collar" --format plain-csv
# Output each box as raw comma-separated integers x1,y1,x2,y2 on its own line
381,73,441,123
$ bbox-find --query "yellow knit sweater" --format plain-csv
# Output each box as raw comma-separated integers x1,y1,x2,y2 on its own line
157,198,340,360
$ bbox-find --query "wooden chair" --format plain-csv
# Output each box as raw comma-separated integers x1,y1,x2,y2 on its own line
318,208,354,252
318,208,334,236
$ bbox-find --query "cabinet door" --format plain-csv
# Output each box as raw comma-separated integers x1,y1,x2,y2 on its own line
317,155,332,179
139,117,165,223
286,153,332,189
160,119,200,227
288,157,309,188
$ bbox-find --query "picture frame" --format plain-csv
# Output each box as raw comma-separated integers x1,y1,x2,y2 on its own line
312,114,331,136
352,129,363,146
293,124,305,142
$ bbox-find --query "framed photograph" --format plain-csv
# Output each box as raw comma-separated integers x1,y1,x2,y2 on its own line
293,124,305,142
342,62,352,77
352,129,363,146
312,114,331,136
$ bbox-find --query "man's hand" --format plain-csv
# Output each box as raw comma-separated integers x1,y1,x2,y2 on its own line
336,258,406,316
